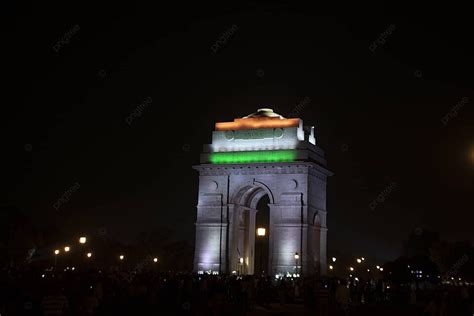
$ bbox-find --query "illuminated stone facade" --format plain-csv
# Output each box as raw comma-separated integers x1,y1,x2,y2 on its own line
193,109,332,276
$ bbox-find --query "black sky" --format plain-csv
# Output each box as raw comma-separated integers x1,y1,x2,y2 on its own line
3,4,474,261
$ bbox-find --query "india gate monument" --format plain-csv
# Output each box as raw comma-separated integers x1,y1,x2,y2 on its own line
193,108,332,277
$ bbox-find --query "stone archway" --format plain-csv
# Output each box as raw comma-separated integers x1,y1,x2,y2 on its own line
230,183,274,275
192,109,333,276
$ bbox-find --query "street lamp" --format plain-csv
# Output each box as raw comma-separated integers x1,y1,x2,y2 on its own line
239,257,244,275
54,249,60,268
349,267,354,271
86,252,92,258
357,258,362,263
294,252,300,275
376,265,380,270
256,227,266,276
119,255,124,260
79,237,87,244
332,257,337,262
64,246,70,252
329,265,334,270
153,257,158,263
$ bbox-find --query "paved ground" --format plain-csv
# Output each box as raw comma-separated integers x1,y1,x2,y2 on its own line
247,303,421,316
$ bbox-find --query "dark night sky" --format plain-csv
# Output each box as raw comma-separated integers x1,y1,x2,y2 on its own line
3,4,473,262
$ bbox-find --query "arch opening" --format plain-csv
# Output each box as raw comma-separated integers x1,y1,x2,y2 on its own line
255,194,270,276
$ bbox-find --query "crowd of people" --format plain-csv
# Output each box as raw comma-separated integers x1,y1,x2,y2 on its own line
1,267,473,315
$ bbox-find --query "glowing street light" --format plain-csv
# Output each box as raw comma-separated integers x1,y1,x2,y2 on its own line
86,252,92,258
64,246,70,252
79,237,87,244
257,227,266,237
361,257,365,261
379,267,384,271
376,265,380,270
294,253,300,260
367,269,370,272
329,265,334,270
349,267,354,271
332,257,337,262
119,255,124,260
357,258,362,263
153,257,158,263
53,249,61,268
256,228,266,275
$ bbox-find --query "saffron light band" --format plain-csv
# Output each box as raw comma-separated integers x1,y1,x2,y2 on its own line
215,118,300,131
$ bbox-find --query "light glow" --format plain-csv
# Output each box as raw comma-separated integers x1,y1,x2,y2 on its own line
54,249,60,255
64,246,70,252
257,227,266,236
210,150,296,164
216,117,300,131
79,237,87,244
86,252,92,258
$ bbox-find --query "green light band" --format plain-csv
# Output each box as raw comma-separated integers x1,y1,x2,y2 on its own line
210,150,296,164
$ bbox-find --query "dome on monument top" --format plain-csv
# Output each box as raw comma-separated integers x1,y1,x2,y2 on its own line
243,108,285,119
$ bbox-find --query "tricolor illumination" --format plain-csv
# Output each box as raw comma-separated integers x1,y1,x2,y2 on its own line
210,150,296,164
216,117,300,131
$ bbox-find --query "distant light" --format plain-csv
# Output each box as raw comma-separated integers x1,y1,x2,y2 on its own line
257,228,266,237
349,267,354,271
376,265,380,270
153,257,158,263
86,252,92,258
54,249,60,255
64,246,70,252
354,277,359,281
367,269,370,272
294,252,300,260
407,265,410,268
239,257,244,264
329,265,334,270
357,258,362,263
361,257,365,261
42,274,45,278
119,255,124,260
379,267,384,271
71,267,75,271
79,237,87,244
332,257,337,262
